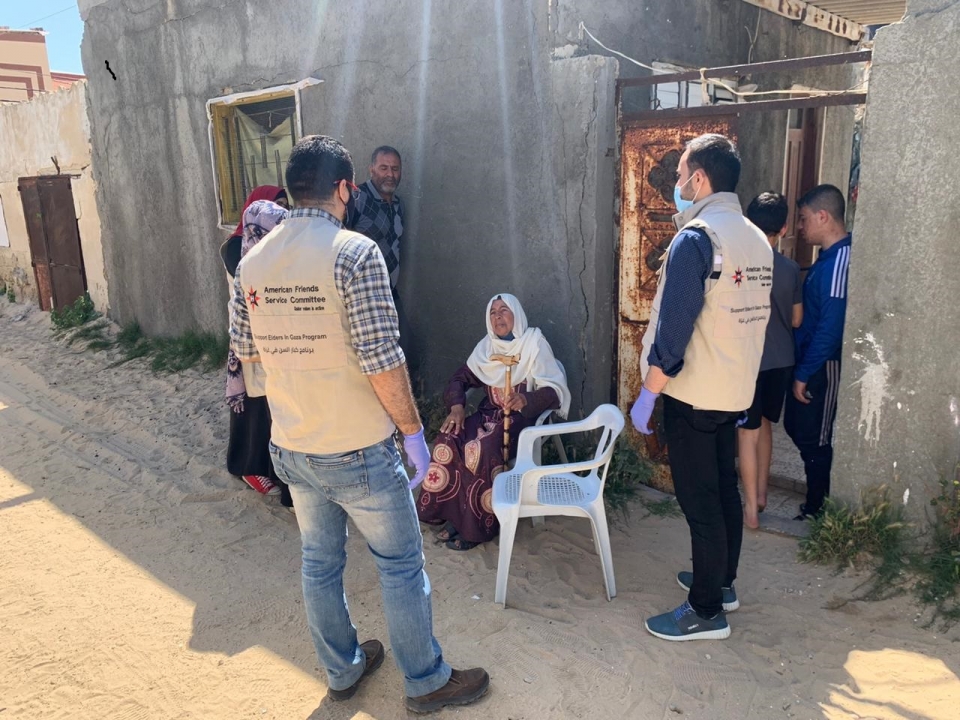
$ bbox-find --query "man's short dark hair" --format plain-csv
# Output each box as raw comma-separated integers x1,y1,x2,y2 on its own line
371,145,401,165
797,184,845,223
746,192,789,236
685,133,740,193
285,135,354,204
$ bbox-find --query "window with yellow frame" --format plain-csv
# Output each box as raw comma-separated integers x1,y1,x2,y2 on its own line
210,90,298,226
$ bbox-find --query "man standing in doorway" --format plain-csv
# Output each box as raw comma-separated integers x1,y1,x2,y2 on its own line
229,135,489,713
740,192,803,529
349,145,413,367
631,134,772,641
785,184,851,521
349,146,405,299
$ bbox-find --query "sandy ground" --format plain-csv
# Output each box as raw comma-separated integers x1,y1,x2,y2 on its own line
1,301,958,720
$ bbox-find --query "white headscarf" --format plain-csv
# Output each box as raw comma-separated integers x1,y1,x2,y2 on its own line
466,293,571,418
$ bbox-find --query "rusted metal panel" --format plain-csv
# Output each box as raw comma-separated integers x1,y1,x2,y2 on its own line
622,91,867,124
18,175,87,312
616,50,872,90
616,116,738,490
40,177,87,310
741,0,864,40
39,178,83,265
18,177,53,311
18,178,46,261
34,264,54,312
803,4,862,40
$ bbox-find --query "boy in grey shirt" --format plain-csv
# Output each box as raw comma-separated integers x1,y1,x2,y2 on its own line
740,193,803,529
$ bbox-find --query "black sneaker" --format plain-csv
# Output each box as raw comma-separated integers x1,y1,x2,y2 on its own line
327,640,385,701
676,571,739,612
645,601,730,641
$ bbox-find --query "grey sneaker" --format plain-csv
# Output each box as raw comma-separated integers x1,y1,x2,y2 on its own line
645,601,731,642
676,571,740,612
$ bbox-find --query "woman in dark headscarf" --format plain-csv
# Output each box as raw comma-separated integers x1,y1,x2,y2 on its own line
219,191,291,508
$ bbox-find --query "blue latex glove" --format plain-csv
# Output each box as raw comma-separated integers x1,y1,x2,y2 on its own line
403,428,431,489
630,387,660,435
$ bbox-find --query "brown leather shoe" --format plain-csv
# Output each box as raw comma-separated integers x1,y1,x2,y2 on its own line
405,667,490,713
327,640,385,701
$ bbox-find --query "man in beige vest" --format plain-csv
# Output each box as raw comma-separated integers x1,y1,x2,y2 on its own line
229,135,489,713
631,134,772,641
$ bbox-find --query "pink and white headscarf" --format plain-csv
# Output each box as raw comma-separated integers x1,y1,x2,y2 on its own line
225,200,288,412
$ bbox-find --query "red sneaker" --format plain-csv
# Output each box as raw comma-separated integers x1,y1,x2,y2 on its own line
241,475,280,496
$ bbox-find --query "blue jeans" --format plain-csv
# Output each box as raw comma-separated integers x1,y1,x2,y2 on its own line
270,438,451,697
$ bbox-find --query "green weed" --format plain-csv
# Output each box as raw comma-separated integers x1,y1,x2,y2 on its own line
50,293,98,331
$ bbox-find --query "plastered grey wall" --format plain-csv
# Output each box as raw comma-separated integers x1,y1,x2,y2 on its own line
833,1,960,525
79,0,857,410
80,0,618,413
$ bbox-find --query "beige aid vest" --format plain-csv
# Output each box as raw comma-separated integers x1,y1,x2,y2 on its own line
238,217,395,454
640,196,773,412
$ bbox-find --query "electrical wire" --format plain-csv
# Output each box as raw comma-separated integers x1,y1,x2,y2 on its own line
13,4,78,30
579,21,867,99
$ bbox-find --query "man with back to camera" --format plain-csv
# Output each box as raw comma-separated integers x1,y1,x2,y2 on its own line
229,135,489,713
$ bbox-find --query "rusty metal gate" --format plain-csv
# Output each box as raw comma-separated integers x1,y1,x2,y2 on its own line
614,50,872,490
19,176,87,312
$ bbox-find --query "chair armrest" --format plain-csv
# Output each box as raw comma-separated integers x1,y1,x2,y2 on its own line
534,409,553,426
520,459,606,484
515,416,600,463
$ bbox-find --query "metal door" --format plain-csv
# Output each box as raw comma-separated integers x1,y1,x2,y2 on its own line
18,176,87,311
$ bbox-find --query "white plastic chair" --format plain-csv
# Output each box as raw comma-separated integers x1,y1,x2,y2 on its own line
522,361,568,527
531,409,569,465
492,403,625,607
528,359,569,467
521,409,569,530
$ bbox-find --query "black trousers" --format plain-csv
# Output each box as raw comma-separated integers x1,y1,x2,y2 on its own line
663,395,743,618
784,360,840,516
227,395,292,507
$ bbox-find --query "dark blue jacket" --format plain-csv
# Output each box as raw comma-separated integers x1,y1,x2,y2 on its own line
794,235,852,383
647,228,713,377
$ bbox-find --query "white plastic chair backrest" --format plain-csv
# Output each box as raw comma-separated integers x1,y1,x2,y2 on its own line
590,404,625,488
520,403,623,506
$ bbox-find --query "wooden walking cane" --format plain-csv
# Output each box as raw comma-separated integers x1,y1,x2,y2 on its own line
490,353,521,463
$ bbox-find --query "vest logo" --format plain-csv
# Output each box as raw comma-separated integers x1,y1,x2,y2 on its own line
246,287,261,309
732,268,744,287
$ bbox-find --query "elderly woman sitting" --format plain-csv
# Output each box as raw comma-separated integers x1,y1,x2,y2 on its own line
417,293,570,550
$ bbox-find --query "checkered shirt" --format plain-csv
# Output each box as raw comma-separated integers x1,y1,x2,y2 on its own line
349,180,404,290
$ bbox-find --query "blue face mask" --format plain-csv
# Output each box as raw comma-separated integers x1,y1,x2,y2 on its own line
673,174,698,213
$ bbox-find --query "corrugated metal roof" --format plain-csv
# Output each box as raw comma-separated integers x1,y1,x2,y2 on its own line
808,1,906,25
